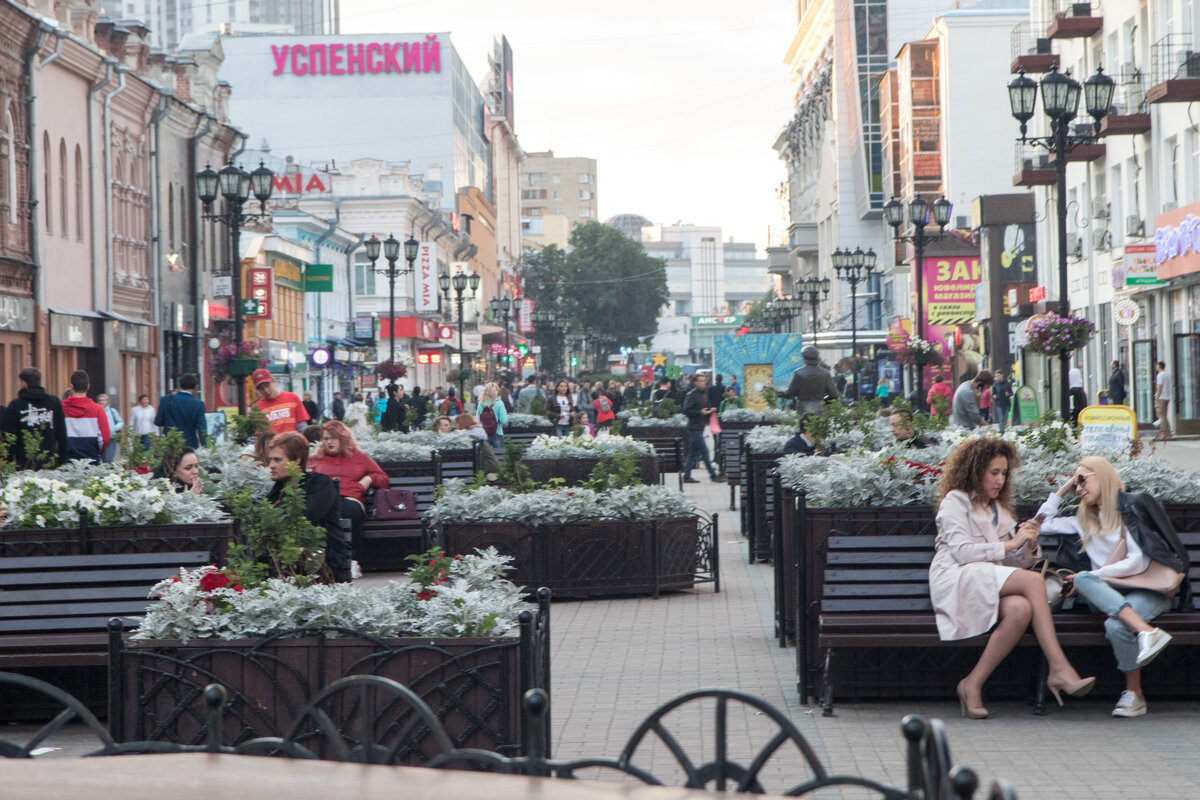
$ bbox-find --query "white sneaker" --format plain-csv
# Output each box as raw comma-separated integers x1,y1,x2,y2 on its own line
1112,690,1147,718
1136,627,1172,667
350,560,363,580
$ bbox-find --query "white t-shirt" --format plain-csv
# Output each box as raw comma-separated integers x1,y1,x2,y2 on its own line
130,404,157,435
554,395,572,425
1156,370,1170,401
1068,367,1083,390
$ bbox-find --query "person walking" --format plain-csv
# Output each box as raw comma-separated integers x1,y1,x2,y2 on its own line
992,369,1014,434
155,373,208,447
1154,361,1172,439
1108,361,1127,406
129,394,157,451
1,367,67,468
681,372,722,483
62,371,110,463
251,369,309,434
1068,362,1088,424
343,392,371,436
331,392,346,421
302,391,321,423
381,384,410,432
477,382,508,451
97,393,124,463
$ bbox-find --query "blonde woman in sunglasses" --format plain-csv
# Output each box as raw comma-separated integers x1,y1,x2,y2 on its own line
1034,456,1190,717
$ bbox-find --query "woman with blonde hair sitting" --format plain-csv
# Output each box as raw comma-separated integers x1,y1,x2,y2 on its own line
929,436,1093,718
1035,456,1188,718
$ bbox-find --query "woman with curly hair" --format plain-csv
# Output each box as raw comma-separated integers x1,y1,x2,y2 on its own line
929,436,1093,718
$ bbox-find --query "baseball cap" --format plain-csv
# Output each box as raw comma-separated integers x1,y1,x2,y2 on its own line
251,368,274,387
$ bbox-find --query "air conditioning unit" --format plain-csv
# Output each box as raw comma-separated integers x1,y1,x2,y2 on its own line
1093,195,1108,217
1035,37,1053,55
1127,216,1145,237
1070,2,1091,17
1067,232,1081,259
1163,200,1178,212
1093,229,1111,251
1121,62,1140,82
954,215,970,230
1186,51,1200,77
1073,123,1096,137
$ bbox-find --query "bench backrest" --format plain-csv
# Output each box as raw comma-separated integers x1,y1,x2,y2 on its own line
635,437,683,471
820,531,1200,616
435,446,479,482
718,432,746,484
0,550,212,635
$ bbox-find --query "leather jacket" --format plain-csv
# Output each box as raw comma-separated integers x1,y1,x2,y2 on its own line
1052,491,1192,609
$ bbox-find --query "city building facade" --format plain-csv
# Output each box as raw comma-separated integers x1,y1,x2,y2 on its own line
520,150,597,248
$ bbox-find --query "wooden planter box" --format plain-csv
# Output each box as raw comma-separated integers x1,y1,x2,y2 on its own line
435,516,715,600
521,455,661,486
107,596,550,760
0,521,236,562
743,450,783,563
625,425,688,440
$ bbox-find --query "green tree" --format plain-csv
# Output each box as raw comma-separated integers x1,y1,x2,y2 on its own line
524,222,669,373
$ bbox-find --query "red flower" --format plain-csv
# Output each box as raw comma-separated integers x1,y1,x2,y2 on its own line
416,589,438,601
199,571,232,592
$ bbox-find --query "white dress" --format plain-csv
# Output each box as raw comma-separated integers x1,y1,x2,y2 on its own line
928,490,1038,641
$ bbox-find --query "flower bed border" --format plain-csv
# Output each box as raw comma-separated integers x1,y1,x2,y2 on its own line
520,455,661,487
433,515,719,600
0,515,235,562
106,588,551,758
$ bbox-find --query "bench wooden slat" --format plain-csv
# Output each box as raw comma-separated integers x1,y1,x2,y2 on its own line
0,599,152,621
0,551,210,571
0,565,192,587
824,583,931,597
0,615,140,633
825,551,931,566
0,585,155,604
825,535,935,549
823,598,934,612
825,568,931,582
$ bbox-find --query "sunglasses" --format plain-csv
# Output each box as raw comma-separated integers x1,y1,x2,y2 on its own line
1074,472,1094,488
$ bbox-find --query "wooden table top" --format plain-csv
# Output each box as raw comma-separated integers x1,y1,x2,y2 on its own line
0,753,760,800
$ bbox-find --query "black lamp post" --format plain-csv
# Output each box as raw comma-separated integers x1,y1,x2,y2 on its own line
196,160,274,415
1008,65,1113,419
489,294,523,378
796,277,831,335
364,233,415,366
440,270,481,401
884,193,951,407
832,246,877,359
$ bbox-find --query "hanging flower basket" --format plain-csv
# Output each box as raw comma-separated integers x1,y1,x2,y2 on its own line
374,359,408,382
1025,312,1096,355
895,336,944,367
212,342,265,384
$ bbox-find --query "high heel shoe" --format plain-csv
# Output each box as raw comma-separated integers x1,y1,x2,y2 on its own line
1046,675,1096,707
956,681,990,719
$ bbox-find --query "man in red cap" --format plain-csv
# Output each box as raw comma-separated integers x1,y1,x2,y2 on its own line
251,368,310,433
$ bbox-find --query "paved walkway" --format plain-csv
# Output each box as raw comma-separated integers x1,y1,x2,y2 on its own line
547,477,1200,800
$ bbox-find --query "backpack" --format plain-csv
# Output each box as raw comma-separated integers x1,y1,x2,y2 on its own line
596,395,613,414
441,398,460,417
479,404,498,436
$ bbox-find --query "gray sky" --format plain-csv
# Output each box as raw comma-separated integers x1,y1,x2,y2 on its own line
340,0,797,251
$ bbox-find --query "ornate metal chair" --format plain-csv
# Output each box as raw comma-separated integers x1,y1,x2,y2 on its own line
234,674,454,764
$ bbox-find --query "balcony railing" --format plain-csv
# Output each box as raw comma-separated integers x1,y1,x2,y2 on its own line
1147,33,1200,103
1013,143,1055,187
1010,21,1059,73
1046,1,1103,39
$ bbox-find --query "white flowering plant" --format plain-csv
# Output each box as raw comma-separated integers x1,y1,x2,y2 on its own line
133,547,527,643
620,412,687,428
358,429,475,462
503,413,554,429
524,433,654,460
428,479,697,525
718,408,796,425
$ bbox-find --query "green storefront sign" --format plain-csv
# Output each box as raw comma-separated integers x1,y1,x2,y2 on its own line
304,263,334,292
1017,384,1039,423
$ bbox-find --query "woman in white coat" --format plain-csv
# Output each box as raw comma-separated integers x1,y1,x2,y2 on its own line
929,436,1094,718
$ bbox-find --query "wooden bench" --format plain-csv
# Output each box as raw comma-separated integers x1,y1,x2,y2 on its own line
638,437,683,489
814,531,1200,715
742,449,782,564
358,447,479,572
716,431,746,511
0,550,212,669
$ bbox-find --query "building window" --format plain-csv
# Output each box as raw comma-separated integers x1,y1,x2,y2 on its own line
58,140,67,237
552,190,561,200
168,183,175,250
578,173,591,183
43,133,51,234
527,171,547,183
579,190,592,200
578,208,591,218
2,107,14,224
74,146,83,240
552,174,561,184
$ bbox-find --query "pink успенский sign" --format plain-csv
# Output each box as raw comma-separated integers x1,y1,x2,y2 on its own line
271,36,443,77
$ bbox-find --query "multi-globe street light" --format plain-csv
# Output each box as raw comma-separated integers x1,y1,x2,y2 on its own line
489,293,523,378
832,246,877,361
363,233,420,365
196,161,275,415
883,193,952,406
439,270,481,401
796,276,831,335
1008,65,1114,419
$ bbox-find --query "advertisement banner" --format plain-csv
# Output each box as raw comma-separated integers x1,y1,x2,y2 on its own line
304,263,333,292
1124,244,1163,286
920,255,983,382
415,242,438,312
518,297,533,334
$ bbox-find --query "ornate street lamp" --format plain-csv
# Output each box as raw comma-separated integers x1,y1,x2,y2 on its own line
196,161,275,415
442,271,480,400
364,233,412,367
833,247,876,360
1008,65,1113,418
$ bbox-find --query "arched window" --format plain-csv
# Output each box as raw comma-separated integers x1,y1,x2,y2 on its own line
74,146,83,240
42,133,51,233
167,182,175,251
58,140,67,237
1,106,12,223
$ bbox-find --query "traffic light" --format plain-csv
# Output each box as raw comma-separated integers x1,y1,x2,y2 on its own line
518,344,529,356
570,356,578,366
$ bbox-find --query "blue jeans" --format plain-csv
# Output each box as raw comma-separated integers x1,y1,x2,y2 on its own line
1072,571,1172,672
488,433,504,452
555,424,571,437
994,403,1010,433
683,429,717,478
